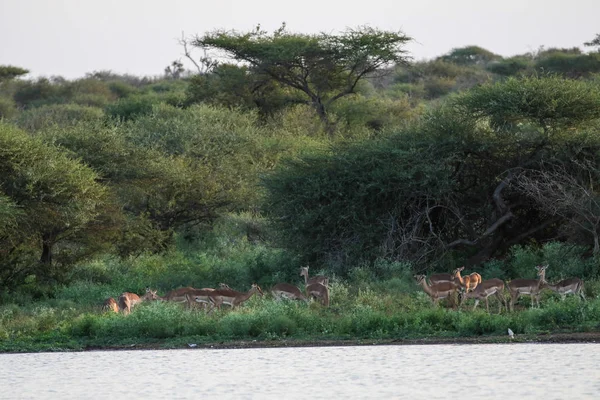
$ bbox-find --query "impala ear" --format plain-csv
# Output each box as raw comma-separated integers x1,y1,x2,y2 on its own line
459,266,464,271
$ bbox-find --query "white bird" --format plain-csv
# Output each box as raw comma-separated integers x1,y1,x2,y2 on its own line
508,328,515,339
188,343,198,348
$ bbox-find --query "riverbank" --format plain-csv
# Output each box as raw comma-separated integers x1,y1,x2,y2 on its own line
2,330,599,354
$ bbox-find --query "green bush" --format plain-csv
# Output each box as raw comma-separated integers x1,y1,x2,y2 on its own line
14,104,104,131
0,97,17,119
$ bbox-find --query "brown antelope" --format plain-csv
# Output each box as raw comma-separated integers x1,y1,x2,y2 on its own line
428,272,454,285
102,297,119,313
305,282,329,307
415,274,459,306
300,266,329,287
452,267,482,292
118,288,160,315
459,278,506,313
507,265,547,312
204,284,264,310
271,283,308,302
162,284,231,309
542,277,585,301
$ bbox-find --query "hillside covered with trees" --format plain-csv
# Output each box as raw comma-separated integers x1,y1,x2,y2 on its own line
1,27,600,350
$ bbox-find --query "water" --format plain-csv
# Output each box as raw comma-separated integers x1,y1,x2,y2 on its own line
1,343,599,399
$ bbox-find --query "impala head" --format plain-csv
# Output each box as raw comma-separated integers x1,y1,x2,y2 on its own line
251,283,264,296
535,264,548,278
452,266,465,275
300,266,309,277
142,287,160,301
219,283,232,290
414,274,426,284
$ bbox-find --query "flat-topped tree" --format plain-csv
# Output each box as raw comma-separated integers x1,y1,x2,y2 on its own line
0,65,29,84
193,24,411,134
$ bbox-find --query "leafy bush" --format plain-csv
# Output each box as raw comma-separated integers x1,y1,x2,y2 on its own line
0,97,17,119
14,104,104,131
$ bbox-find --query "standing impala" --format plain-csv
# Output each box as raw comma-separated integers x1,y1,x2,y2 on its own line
459,278,506,313
305,282,329,307
203,284,264,310
415,275,459,307
118,288,160,315
452,267,482,292
300,266,329,287
507,264,547,312
271,283,308,302
542,277,585,301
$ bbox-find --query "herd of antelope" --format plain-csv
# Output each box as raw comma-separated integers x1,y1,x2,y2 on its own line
415,264,586,313
102,263,586,316
102,266,330,315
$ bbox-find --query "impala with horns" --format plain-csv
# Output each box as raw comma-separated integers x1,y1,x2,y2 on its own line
542,277,585,301
415,275,459,307
300,266,329,287
459,278,506,313
305,282,329,307
452,267,482,292
271,283,308,302
507,264,547,312
118,288,160,315
201,284,264,310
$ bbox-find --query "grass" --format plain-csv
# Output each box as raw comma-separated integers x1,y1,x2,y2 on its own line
1,279,599,353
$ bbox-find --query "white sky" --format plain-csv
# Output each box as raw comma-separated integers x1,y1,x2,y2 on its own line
1,0,598,79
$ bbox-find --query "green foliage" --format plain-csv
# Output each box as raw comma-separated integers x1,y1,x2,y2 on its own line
14,104,104,131
0,97,17,119
0,123,109,285
194,25,412,131
0,65,29,83
535,52,600,79
486,57,532,76
105,94,159,120
13,78,65,108
456,75,600,131
439,46,501,65
262,129,458,273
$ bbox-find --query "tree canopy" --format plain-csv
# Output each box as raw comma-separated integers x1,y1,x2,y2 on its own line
193,25,412,132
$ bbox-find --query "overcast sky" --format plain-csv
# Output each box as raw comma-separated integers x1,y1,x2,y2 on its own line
1,0,598,79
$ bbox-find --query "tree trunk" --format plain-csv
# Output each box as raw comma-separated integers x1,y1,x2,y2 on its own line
40,235,53,265
312,99,335,136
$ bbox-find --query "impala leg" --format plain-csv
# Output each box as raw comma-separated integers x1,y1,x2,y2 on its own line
472,299,479,311
510,292,518,312
485,297,490,313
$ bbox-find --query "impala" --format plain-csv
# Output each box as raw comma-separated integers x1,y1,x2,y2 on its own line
305,282,329,307
507,264,547,312
459,278,506,313
452,267,482,292
102,297,119,313
204,284,264,310
428,272,454,285
162,284,232,308
271,283,308,302
415,274,459,306
118,288,160,315
542,277,585,301
300,266,329,287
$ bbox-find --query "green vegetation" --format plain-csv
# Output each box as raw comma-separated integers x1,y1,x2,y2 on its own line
1,27,600,352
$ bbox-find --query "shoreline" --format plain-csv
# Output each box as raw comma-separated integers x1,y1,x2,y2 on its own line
76,331,600,353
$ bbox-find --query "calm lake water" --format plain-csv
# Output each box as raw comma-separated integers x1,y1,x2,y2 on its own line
1,343,599,399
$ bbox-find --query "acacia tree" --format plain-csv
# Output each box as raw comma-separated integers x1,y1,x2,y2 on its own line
193,24,411,133
0,123,108,285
